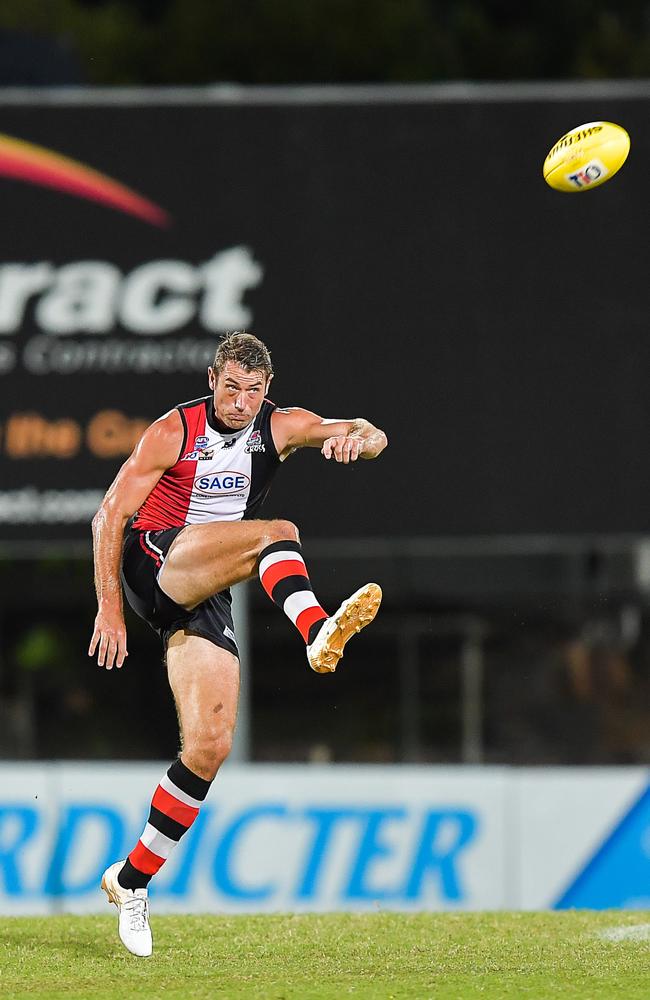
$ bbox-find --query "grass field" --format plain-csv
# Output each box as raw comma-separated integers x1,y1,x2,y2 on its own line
2,912,650,1000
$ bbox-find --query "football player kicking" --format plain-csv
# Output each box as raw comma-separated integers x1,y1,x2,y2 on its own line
89,332,387,956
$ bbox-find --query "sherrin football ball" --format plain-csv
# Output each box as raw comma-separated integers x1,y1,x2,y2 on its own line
543,121,630,192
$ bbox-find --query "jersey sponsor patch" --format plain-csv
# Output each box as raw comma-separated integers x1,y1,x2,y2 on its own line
193,471,251,495
182,447,214,461
181,435,217,461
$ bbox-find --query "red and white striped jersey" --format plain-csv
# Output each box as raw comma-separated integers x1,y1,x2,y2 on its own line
132,396,280,531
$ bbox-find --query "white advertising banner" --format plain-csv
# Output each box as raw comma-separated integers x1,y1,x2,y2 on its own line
514,768,650,909
0,763,647,914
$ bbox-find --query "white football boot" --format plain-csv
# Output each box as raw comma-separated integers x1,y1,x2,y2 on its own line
307,583,382,674
101,860,153,958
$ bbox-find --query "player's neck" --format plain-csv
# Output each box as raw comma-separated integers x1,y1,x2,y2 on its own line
208,403,253,436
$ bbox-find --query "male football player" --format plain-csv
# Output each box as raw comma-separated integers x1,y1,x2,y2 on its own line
89,332,387,955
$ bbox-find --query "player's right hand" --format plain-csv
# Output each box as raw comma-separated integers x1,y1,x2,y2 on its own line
88,609,128,670
321,435,364,463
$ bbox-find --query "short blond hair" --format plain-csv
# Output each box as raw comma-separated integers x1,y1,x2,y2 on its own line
212,332,273,379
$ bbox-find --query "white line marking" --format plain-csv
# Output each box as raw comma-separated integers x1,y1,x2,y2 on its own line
598,924,650,943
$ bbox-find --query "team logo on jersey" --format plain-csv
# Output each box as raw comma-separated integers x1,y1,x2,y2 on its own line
245,430,265,453
194,471,251,495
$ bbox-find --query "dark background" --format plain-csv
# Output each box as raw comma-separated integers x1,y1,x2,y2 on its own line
1,93,648,542
0,1,648,768
1,1,648,85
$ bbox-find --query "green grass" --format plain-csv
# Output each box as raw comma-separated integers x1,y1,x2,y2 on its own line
1,912,649,999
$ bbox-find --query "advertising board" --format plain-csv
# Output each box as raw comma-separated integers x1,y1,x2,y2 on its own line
0,764,647,914
0,89,649,543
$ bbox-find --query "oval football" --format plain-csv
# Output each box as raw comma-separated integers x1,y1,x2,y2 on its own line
543,121,630,192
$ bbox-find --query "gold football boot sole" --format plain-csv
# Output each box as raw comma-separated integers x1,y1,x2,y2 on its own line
307,582,382,674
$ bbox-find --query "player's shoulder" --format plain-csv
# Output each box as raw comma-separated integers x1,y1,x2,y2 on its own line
269,405,322,428
269,404,311,419
269,405,322,455
269,404,308,430
136,408,184,464
176,394,211,414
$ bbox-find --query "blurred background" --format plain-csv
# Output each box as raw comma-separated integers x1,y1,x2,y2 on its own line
0,1,649,913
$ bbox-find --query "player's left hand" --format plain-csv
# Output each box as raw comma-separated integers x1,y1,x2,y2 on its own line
322,435,364,463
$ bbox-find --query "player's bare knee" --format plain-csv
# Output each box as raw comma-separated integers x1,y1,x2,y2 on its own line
206,732,234,778
186,729,233,780
214,727,235,766
266,519,300,546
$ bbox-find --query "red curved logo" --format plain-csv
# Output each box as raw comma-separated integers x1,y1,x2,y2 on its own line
0,132,170,227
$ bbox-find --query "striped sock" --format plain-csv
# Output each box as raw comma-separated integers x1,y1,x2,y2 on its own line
258,539,329,645
118,758,211,891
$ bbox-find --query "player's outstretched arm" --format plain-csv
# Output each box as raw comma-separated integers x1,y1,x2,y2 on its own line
88,411,183,670
271,408,388,463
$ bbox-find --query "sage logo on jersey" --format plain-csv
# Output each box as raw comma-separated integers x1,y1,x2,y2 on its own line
245,430,265,453
194,471,251,495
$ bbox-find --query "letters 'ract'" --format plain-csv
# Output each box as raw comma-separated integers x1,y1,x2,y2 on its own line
0,247,263,336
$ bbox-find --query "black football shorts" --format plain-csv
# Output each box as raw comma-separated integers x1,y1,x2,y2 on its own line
121,526,239,658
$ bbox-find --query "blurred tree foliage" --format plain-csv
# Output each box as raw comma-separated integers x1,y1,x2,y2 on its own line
0,0,648,84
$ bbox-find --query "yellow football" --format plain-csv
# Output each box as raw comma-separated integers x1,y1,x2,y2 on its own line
543,121,630,192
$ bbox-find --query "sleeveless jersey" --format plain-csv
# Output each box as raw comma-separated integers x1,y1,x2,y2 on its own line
132,396,280,531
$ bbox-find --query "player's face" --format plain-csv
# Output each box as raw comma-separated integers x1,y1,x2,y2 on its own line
209,362,270,430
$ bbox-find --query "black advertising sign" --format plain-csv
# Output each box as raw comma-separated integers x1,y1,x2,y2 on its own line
0,90,648,543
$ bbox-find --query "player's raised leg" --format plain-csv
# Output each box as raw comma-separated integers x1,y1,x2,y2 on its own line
102,632,239,957
157,518,300,605
158,518,382,673
256,538,382,673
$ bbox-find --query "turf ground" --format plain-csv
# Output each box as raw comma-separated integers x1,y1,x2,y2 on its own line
2,912,649,1000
